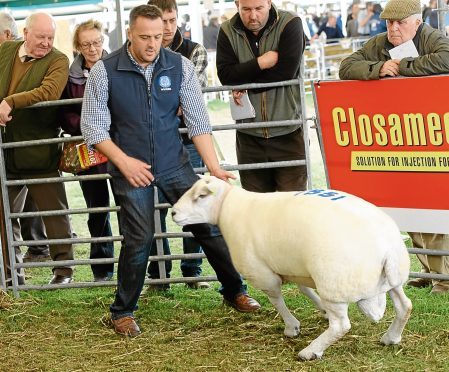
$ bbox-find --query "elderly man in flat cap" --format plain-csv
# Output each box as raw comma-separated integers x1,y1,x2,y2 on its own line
339,0,449,80
339,0,449,295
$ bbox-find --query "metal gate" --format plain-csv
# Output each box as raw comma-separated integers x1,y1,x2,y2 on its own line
0,78,311,297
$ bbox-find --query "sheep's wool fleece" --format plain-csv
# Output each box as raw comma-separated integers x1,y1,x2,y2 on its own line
380,0,421,20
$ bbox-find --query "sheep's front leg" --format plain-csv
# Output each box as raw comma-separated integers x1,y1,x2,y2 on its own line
298,301,350,361
250,270,300,337
380,286,412,345
267,291,301,337
298,285,327,318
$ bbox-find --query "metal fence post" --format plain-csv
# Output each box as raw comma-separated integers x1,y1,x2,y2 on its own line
0,189,7,291
300,58,312,189
153,186,167,282
0,134,20,297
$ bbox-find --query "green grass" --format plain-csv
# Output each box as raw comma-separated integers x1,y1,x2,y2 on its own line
1,103,449,371
1,282,449,371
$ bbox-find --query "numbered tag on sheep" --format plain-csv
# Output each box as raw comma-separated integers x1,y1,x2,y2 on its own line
171,176,412,360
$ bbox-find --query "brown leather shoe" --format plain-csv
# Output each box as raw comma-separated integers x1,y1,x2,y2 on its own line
407,278,432,288
430,283,449,295
48,275,73,285
225,293,261,313
112,316,141,337
23,251,51,262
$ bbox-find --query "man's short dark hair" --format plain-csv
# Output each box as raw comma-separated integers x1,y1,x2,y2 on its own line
147,0,178,13
129,4,163,27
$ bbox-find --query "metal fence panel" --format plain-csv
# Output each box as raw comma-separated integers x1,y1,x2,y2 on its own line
0,78,310,296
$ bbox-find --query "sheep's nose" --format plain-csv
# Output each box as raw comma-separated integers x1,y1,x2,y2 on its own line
171,210,176,218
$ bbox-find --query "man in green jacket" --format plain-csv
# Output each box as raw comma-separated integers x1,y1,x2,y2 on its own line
216,0,307,193
339,0,449,294
0,12,74,285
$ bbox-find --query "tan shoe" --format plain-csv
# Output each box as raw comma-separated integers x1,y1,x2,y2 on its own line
430,283,449,295
48,275,73,285
186,281,210,289
225,293,261,313
112,316,141,337
407,278,432,288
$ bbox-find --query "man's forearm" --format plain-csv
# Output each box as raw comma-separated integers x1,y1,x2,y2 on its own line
94,139,127,169
216,19,304,85
216,28,262,85
191,134,220,173
6,55,69,109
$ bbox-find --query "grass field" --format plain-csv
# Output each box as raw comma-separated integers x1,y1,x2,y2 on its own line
1,100,449,371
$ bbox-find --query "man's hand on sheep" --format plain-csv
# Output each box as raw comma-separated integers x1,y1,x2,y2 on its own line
190,134,236,183
209,167,236,182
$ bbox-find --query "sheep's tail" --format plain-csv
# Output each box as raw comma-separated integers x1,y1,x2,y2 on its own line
383,237,409,288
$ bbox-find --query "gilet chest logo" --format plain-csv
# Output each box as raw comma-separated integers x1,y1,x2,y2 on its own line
159,75,172,91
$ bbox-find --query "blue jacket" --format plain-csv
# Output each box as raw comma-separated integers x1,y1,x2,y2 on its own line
102,45,189,177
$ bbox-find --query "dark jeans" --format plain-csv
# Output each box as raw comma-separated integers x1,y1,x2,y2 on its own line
148,144,204,278
236,128,307,192
110,162,246,319
79,168,114,279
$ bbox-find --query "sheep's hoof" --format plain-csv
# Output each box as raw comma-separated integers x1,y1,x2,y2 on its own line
380,333,401,345
284,325,300,338
320,309,328,319
298,348,323,361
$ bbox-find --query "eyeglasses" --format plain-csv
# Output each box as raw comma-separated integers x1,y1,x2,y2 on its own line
79,37,104,50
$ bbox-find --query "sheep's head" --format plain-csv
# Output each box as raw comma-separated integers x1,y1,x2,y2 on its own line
171,176,229,226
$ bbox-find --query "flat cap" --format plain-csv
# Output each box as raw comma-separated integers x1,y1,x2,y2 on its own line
380,0,422,20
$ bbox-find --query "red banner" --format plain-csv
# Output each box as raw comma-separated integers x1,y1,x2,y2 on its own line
313,76,449,232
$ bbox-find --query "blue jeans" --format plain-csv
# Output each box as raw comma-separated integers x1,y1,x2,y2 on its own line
148,144,204,278
110,162,246,319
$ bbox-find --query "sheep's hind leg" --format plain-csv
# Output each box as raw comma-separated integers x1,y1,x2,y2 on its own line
298,300,350,361
357,293,386,322
298,285,327,318
250,270,300,337
380,285,412,345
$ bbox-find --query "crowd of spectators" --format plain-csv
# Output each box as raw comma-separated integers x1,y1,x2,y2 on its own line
305,1,388,43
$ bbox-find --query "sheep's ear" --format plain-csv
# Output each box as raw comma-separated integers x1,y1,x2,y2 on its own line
192,183,213,200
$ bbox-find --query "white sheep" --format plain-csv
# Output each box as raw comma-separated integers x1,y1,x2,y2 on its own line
171,176,412,360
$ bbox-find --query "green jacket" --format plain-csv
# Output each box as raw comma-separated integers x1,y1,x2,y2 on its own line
220,6,302,138
0,41,68,175
339,24,449,80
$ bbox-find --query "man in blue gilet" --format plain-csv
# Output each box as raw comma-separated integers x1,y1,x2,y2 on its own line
81,4,261,337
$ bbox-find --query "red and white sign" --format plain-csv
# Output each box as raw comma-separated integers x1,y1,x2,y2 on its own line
313,75,449,233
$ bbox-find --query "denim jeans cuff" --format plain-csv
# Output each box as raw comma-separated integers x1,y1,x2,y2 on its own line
181,270,202,278
219,284,248,302
110,311,134,321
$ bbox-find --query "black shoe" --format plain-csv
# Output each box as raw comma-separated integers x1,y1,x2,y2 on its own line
49,275,73,285
94,275,113,282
